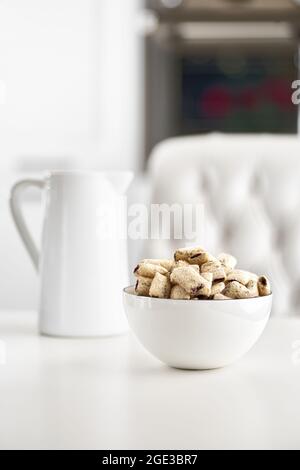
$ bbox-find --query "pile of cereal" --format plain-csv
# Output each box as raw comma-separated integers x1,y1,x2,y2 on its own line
133,247,271,300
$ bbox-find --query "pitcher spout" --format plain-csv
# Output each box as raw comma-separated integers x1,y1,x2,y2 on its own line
104,171,134,195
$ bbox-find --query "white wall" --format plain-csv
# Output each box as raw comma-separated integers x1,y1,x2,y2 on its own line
0,0,143,172
0,0,144,310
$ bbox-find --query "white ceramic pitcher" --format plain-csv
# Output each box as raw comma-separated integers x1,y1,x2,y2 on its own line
10,170,133,337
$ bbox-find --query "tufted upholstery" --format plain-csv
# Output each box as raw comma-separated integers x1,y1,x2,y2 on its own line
145,133,300,317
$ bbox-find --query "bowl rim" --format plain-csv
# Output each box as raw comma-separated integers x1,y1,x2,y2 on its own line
123,286,273,303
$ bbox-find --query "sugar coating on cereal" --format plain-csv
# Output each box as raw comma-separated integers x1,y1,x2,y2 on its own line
218,253,237,274
170,285,191,300
200,261,226,282
196,272,213,298
149,272,171,299
172,260,200,274
247,279,259,298
211,282,226,297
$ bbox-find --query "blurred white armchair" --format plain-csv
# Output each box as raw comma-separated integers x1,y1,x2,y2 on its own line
144,133,300,317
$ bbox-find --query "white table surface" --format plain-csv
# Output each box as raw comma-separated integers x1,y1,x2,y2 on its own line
0,311,300,450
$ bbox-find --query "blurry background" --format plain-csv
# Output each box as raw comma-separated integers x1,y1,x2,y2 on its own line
1,0,300,313
145,0,300,153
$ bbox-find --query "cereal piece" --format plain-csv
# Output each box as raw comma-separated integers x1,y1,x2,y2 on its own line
171,260,189,272
218,253,237,274
223,281,250,299
202,272,213,283
196,272,213,298
213,293,231,300
201,261,226,282
249,272,259,281
135,277,152,296
172,259,189,268
174,247,215,266
226,269,253,286
247,279,259,298
258,276,271,296
171,260,200,274
211,282,226,297
170,266,206,296
170,285,191,300
142,259,173,271
190,264,200,274
134,263,168,279
149,272,171,299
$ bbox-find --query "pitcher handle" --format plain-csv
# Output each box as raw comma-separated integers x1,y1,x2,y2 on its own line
9,179,45,272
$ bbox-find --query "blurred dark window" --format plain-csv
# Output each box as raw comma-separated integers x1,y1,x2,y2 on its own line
181,53,297,134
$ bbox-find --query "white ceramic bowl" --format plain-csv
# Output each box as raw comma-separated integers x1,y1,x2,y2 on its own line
123,287,272,370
